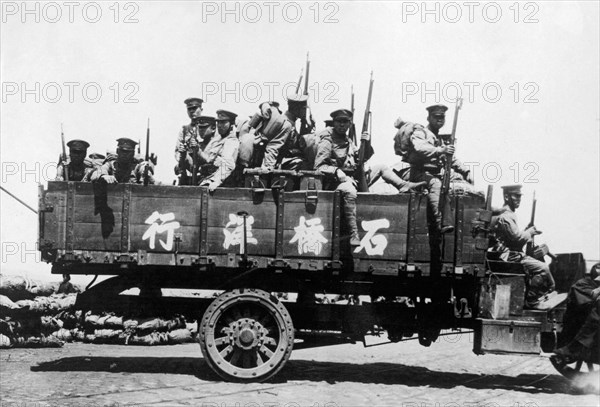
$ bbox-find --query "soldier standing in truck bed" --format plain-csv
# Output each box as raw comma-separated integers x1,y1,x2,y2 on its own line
175,97,206,184
404,104,472,233
195,110,240,191
491,184,557,308
91,138,154,184
314,109,372,246
55,139,95,182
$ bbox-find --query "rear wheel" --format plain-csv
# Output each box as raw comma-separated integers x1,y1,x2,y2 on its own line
198,288,294,382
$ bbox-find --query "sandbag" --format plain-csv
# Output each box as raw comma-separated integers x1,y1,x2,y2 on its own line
1,294,21,313
41,316,63,334
127,331,169,346
0,333,11,348
0,275,33,301
51,328,73,342
167,328,193,344
12,334,64,348
135,317,168,334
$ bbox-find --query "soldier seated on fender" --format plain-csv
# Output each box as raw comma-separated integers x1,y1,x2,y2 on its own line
314,109,373,246
490,184,557,309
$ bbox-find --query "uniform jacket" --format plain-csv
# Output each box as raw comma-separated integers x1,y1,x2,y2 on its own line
55,159,95,182
406,125,469,175
174,124,210,165
314,127,373,177
260,112,294,170
491,205,533,253
198,130,240,187
92,159,154,184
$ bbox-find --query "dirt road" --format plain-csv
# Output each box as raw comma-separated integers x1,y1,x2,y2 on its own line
1,337,597,407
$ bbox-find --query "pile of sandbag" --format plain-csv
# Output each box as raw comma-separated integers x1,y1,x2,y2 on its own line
1,274,198,348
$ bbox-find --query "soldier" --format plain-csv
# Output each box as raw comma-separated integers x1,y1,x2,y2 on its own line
314,109,372,246
195,109,240,191
491,184,556,308
366,161,426,193
55,139,95,181
91,138,154,184
175,97,205,184
237,101,282,171
175,115,216,184
553,263,600,363
404,105,472,234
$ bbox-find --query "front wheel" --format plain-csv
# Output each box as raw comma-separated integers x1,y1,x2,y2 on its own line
198,288,294,382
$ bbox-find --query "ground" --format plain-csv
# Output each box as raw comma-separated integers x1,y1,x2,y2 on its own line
1,336,598,407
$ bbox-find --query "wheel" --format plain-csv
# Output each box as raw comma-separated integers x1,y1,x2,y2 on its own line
198,288,294,382
550,354,598,382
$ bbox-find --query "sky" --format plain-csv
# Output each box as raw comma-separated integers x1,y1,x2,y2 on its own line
1,1,599,282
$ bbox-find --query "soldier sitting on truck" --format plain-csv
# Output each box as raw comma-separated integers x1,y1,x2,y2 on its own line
490,184,557,309
55,139,95,182
552,262,600,364
194,110,240,191
314,109,372,246
91,138,155,184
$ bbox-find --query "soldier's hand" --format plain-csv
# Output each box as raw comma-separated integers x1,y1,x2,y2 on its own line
591,286,600,300
177,144,187,153
360,131,371,142
102,175,118,184
208,182,218,192
336,169,348,183
439,145,455,155
527,226,542,236
189,137,199,149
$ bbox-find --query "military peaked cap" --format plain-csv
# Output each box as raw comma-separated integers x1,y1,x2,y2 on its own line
196,115,216,127
324,119,334,127
116,137,138,151
66,139,90,150
330,109,353,121
501,184,523,195
216,109,238,123
287,94,308,107
426,104,448,115
184,97,204,108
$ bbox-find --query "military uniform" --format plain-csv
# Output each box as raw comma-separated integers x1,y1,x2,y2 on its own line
55,139,95,182
91,138,154,184
405,105,470,231
491,185,555,307
196,110,240,189
314,109,373,245
175,115,216,183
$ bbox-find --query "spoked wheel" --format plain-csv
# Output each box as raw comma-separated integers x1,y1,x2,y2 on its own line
550,355,598,381
199,288,294,382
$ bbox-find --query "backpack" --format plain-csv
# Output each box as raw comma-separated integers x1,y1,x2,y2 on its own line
393,121,424,158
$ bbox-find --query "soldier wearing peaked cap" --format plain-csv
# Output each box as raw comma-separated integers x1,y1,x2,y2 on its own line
92,138,155,184
55,139,95,182
404,104,472,233
175,97,207,185
314,108,374,246
490,184,556,309
191,109,240,191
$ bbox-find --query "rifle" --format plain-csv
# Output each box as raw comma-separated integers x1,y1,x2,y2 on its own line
349,85,356,144
356,71,374,193
300,52,315,135
295,68,303,95
440,98,463,227
60,123,69,181
143,118,151,186
526,191,537,255
191,121,199,186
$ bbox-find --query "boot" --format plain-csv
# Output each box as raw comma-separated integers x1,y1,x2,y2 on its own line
381,167,426,193
343,196,360,246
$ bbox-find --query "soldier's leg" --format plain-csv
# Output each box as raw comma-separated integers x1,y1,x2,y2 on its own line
522,255,556,307
337,179,360,246
574,297,600,348
379,166,426,193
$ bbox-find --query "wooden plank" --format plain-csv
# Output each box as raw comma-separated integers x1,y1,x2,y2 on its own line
206,199,277,229
72,222,121,251
352,233,408,260
129,224,200,253
73,195,124,223
129,197,201,226
206,227,275,256
283,202,333,230
282,229,333,259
